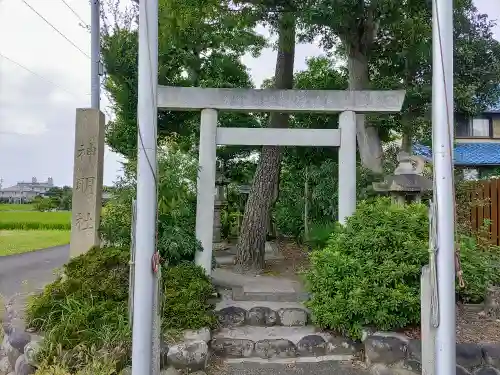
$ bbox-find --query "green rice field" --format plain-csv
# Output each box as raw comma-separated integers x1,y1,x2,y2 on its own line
0,211,71,230
0,203,34,211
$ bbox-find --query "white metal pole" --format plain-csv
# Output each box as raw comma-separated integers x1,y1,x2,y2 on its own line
338,111,357,224
421,265,436,375
90,0,100,110
194,109,218,275
432,0,456,373
131,0,158,374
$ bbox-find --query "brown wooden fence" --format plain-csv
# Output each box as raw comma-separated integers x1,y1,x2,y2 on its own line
468,179,500,245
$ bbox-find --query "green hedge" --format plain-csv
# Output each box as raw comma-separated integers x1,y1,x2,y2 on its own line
305,197,500,339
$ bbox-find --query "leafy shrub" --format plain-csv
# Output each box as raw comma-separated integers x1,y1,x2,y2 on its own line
305,221,336,249
27,246,217,372
157,221,202,266
26,246,131,355
33,197,55,212
305,198,429,339
99,180,135,248
162,263,217,331
221,208,243,239
306,197,500,339
100,141,200,265
458,234,500,303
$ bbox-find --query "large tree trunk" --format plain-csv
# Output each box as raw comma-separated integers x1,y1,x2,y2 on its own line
347,49,384,174
235,13,296,273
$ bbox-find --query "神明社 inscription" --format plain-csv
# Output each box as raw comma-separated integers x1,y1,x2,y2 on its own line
77,139,97,159
75,212,94,231
70,109,105,257
75,176,96,196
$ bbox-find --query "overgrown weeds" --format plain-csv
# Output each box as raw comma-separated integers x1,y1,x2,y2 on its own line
26,246,216,373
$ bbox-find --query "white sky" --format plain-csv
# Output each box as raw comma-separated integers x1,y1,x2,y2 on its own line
0,0,498,188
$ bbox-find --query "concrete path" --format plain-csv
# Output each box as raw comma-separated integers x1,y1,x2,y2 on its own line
0,245,69,326
207,361,369,375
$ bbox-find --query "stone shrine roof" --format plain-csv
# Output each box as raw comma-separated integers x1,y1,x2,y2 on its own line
373,174,433,193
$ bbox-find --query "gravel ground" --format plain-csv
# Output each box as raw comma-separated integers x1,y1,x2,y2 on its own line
262,239,310,281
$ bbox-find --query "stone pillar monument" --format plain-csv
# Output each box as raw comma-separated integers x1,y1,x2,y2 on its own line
70,108,105,258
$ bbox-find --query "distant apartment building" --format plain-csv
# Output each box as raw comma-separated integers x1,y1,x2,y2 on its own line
0,177,54,203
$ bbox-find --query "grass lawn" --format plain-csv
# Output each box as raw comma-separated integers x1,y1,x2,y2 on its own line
0,203,34,211
0,230,70,256
0,211,71,230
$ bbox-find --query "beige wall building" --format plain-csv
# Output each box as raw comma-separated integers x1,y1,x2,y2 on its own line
0,177,54,203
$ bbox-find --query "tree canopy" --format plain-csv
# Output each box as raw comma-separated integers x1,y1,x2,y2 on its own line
100,0,500,272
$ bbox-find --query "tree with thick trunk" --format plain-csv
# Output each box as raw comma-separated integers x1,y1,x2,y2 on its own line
346,41,383,173
235,12,296,273
304,0,500,169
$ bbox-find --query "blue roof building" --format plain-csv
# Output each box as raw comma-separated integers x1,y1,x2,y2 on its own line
413,142,500,166
413,105,500,179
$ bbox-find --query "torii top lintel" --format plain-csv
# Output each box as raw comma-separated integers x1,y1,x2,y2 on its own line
157,86,405,113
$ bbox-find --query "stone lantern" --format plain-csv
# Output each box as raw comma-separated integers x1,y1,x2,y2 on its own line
372,152,432,205
213,161,229,245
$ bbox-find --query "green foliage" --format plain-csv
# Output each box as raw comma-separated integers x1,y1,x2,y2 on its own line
306,197,500,338
458,234,500,303
99,178,135,248
305,221,336,249
0,211,71,230
100,141,200,266
162,263,217,331
305,198,429,339
45,186,73,211
274,158,381,240
27,247,217,372
455,178,492,248
221,208,242,239
101,0,264,160
302,0,500,147
33,197,55,212
31,188,72,213
35,352,118,375
26,246,131,369
0,203,35,211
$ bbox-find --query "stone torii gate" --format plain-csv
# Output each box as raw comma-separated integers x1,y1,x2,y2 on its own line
157,86,405,274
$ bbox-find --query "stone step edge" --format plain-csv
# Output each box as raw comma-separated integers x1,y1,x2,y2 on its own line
222,354,355,365
216,253,283,266
215,300,308,311
232,287,310,302
210,327,359,360
215,301,310,327
363,330,500,374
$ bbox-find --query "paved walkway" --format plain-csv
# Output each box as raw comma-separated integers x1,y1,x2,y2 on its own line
0,245,69,326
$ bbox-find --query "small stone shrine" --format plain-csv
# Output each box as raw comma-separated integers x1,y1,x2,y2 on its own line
373,152,432,205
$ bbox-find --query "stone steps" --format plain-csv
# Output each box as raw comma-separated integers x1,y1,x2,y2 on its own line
232,287,309,302
215,300,309,327
210,326,358,360
210,267,350,363
212,268,308,302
